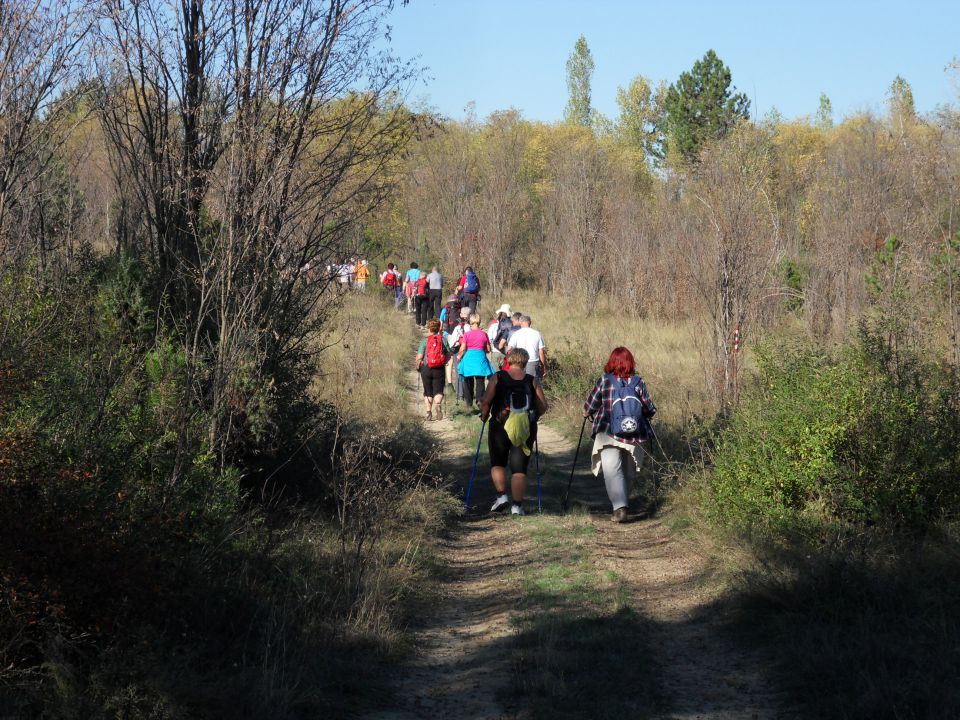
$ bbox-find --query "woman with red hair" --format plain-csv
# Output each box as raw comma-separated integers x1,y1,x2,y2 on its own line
582,347,657,522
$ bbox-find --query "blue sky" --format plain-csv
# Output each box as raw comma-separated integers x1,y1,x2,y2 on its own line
382,0,959,123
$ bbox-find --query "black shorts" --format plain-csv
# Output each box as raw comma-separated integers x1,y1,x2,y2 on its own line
421,366,445,397
488,419,537,474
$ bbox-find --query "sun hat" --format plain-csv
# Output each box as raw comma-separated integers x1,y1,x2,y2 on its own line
495,303,511,315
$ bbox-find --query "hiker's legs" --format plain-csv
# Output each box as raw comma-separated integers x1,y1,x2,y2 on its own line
415,296,427,325
463,292,478,313
428,290,441,319
476,375,486,400
491,465,508,494
432,393,444,418
395,288,404,309
599,446,632,511
463,375,475,406
510,472,527,504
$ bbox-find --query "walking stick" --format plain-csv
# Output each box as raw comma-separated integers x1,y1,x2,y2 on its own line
562,416,588,512
534,437,543,513
464,420,487,512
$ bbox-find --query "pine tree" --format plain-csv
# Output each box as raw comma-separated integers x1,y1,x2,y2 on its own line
816,92,833,129
662,49,750,162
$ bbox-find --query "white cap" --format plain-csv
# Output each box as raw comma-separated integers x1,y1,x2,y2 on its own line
495,304,511,315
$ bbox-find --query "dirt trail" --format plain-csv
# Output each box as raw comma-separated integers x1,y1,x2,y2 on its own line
363,363,789,719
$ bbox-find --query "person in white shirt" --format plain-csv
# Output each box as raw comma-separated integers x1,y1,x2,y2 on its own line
506,314,546,379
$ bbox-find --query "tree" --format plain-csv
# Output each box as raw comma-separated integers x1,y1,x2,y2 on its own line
888,75,916,133
98,0,414,464
615,75,666,162
816,92,834,128
565,35,594,127
662,49,750,162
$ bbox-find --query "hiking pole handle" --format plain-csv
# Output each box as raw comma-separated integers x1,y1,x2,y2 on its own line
562,416,588,512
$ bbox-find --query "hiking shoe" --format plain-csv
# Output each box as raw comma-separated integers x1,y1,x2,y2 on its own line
612,507,628,523
425,411,433,422
490,495,510,513
511,504,525,516
435,407,443,421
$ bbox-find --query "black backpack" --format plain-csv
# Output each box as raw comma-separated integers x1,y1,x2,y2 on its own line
444,300,462,333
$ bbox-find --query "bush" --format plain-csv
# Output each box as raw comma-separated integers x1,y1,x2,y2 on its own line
709,330,960,538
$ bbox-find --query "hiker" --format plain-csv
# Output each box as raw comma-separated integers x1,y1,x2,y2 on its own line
494,307,519,352
582,347,657,523
480,347,549,516
426,266,444,320
355,259,370,291
381,263,403,308
457,313,495,411
414,272,430,327
439,293,462,335
415,319,451,421
489,304,512,366
337,260,352,292
403,262,421,313
446,307,471,397
506,314,546,379
456,266,481,313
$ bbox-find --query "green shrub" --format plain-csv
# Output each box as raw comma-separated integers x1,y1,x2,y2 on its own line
709,331,960,538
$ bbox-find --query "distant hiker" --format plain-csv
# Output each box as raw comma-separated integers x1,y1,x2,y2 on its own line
439,293,463,334
381,263,403,308
487,303,519,368
446,307,471,393
426,266,444,320
416,319,451,421
506,314,546,379
456,266,481,313
582,347,657,523
457,313,495,410
355,259,370,291
403,262,421,313
337,260,352,291
480,347,549,516
414,272,430,327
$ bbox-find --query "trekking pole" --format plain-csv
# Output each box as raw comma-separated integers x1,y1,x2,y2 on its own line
464,420,487,512
562,416,589,512
534,437,543,513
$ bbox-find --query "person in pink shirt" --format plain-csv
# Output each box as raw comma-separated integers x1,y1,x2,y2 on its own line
456,313,495,411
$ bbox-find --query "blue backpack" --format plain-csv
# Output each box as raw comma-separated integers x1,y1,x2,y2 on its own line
606,374,646,437
464,271,479,293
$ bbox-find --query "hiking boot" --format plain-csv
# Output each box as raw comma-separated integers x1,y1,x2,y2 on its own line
612,507,628,523
490,495,510,513
425,411,434,422
511,504,525,516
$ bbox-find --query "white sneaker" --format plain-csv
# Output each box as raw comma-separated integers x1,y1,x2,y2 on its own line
511,504,525,516
490,495,510,513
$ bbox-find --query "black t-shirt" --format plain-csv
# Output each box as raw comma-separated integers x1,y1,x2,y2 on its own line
492,370,536,423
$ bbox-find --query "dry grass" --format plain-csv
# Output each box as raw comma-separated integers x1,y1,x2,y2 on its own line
313,289,415,430
483,289,713,434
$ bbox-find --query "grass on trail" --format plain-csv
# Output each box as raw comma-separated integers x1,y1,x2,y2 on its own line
509,513,663,719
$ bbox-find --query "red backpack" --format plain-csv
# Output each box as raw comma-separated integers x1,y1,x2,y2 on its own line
425,335,447,368
416,276,428,297
382,271,397,288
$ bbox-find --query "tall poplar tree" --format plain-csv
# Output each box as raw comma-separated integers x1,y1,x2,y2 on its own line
565,35,594,127
662,49,750,162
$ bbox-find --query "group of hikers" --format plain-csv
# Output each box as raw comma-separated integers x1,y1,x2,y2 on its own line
392,261,657,522
379,261,482,326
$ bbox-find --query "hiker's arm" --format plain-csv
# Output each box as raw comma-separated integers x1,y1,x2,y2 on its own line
415,353,423,370
538,347,547,376
638,377,657,418
479,375,498,422
533,380,548,416
583,377,603,418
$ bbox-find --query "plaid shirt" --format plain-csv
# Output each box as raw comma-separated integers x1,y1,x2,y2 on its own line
583,373,656,444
